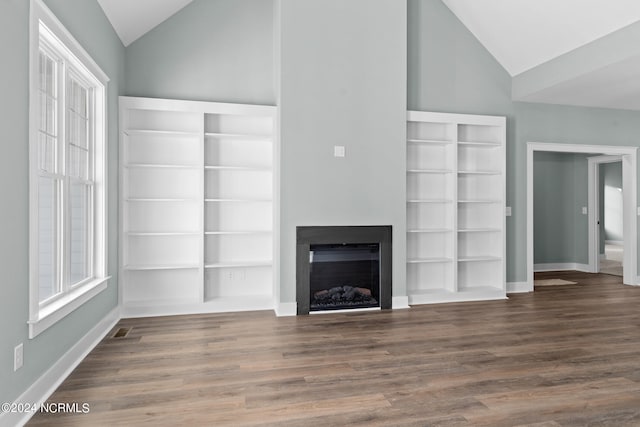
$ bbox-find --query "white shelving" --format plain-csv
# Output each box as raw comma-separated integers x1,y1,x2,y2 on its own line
120,96,277,317
406,111,506,305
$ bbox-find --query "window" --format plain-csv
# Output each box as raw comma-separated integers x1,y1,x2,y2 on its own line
29,0,109,338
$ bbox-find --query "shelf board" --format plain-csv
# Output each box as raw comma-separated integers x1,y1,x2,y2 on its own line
407,138,452,145
201,295,274,312
407,228,453,233
458,170,502,175
407,257,453,264
205,261,272,268
124,129,199,137
408,288,454,296
407,199,453,204
458,228,501,233
205,132,271,141
458,141,501,147
124,264,200,271
125,163,200,169
205,165,272,172
127,232,200,236
457,286,505,294
458,256,502,262
407,169,454,174
205,198,272,203
408,287,505,305
458,199,502,204
206,230,272,236
126,197,199,202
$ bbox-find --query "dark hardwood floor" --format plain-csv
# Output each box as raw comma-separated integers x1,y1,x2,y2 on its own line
29,272,640,426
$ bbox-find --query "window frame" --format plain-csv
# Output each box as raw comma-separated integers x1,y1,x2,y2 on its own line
28,0,110,338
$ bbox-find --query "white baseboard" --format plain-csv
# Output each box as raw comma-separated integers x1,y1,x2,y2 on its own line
121,297,275,319
507,282,532,293
274,302,296,317
392,296,410,309
2,306,120,427
605,240,623,246
534,263,590,273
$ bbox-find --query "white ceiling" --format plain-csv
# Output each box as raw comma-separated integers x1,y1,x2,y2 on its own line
97,0,193,47
442,0,640,76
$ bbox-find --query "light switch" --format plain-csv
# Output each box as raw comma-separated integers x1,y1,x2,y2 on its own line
334,145,345,157
505,206,512,217
582,207,588,215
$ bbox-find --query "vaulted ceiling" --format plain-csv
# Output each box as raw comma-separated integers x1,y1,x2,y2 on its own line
443,0,640,111
97,0,640,111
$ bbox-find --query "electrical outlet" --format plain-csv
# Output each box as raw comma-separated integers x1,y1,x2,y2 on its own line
14,343,23,371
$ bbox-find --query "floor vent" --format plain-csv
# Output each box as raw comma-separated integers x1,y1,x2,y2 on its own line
112,327,132,338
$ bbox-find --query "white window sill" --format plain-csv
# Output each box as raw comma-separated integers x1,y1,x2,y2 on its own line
28,276,110,338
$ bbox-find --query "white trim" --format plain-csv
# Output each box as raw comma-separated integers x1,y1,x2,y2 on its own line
31,0,109,84
274,302,297,317
507,281,532,293
28,0,110,337
2,307,119,427
527,142,638,290
29,277,110,338
119,96,275,116
534,263,590,273
605,240,624,246
121,297,275,319
392,295,410,309
587,156,622,274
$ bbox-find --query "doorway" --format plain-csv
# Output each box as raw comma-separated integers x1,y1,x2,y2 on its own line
589,156,623,276
527,142,638,290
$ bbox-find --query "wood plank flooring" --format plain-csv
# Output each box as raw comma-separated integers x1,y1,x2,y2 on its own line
28,272,640,426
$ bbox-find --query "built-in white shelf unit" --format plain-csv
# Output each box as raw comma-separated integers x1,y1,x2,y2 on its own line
406,111,506,304
119,96,277,317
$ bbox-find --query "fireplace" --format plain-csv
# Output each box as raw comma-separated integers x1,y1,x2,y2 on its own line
296,226,392,315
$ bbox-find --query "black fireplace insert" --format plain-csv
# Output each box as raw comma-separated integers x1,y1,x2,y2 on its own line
296,226,392,315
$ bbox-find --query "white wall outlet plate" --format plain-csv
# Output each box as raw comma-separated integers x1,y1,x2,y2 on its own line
582,206,588,215
505,206,512,216
333,145,345,157
14,343,23,371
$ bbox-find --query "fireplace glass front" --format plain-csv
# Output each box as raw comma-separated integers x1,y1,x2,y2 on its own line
309,243,380,311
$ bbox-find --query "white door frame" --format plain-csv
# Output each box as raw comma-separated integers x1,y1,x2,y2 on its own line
526,142,637,289
587,155,622,274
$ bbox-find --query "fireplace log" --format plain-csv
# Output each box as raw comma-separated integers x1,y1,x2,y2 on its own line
354,287,371,297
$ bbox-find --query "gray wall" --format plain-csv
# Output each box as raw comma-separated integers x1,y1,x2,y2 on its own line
278,0,407,303
407,0,512,115
602,161,624,242
0,0,124,406
125,0,275,105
